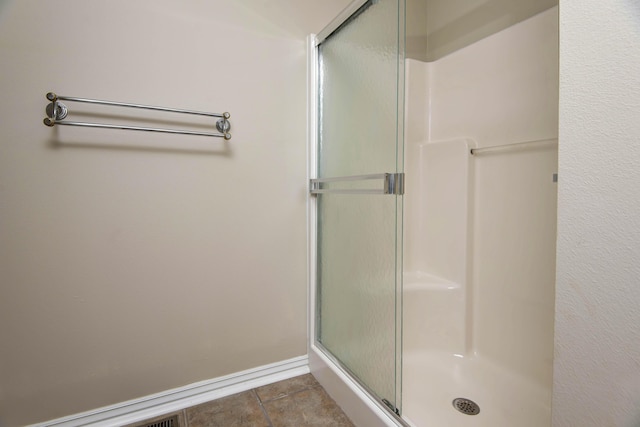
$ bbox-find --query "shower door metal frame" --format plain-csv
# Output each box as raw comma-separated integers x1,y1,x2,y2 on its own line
306,0,406,424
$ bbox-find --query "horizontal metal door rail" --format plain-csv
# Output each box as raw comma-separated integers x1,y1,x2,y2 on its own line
310,173,404,195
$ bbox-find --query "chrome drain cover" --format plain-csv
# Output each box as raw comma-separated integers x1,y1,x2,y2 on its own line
452,398,480,415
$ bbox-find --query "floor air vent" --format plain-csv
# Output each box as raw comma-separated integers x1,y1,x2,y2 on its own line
139,414,179,427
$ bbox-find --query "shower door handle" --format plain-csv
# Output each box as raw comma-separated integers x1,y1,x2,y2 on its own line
310,173,404,195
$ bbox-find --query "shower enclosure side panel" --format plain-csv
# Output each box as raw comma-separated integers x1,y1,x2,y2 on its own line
404,60,472,356
403,59,431,277
428,7,559,146
427,7,559,388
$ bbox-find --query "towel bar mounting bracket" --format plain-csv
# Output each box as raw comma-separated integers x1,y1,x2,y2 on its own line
45,101,68,122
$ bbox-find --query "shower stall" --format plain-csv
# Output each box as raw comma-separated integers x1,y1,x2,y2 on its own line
308,1,558,426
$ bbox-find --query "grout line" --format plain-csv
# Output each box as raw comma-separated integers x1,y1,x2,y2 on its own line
252,389,274,427
260,383,322,404
176,375,321,427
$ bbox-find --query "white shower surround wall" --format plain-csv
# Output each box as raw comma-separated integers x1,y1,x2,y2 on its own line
403,7,558,427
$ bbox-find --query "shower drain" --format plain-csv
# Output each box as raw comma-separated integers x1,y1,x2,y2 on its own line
452,398,480,415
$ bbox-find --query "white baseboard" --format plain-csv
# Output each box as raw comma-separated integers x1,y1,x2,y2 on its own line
31,355,309,427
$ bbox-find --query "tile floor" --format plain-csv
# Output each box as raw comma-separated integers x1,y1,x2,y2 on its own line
129,374,355,427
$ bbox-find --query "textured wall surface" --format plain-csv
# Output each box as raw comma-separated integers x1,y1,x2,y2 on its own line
554,0,640,426
0,1,350,425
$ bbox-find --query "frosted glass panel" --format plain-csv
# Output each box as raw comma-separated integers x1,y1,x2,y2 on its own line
318,193,400,406
316,0,405,413
319,0,404,178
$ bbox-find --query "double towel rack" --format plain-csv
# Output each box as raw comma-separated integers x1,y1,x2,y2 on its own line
43,92,232,140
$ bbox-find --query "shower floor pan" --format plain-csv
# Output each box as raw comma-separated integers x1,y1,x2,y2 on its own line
402,351,551,427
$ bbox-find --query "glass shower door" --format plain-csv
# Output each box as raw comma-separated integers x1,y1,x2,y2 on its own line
313,0,405,415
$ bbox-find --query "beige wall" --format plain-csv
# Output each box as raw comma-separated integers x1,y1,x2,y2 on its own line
554,0,640,425
0,1,349,425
